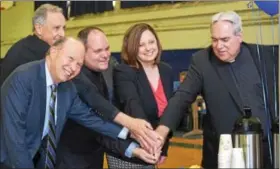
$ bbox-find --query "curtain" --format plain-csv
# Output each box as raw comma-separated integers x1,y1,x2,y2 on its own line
70,1,113,17
121,1,173,9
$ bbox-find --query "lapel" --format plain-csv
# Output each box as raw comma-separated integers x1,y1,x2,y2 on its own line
158,63,171,99
210,49,244,114
56,82,67,138
137,66,158,112
37,60,47,138
244,43,262,78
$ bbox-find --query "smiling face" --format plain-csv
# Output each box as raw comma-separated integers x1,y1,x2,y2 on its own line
84,31,111,72
48,38,85,83
121,23,162,68
211,21,243,62
34,11,66,45
137,30,159,65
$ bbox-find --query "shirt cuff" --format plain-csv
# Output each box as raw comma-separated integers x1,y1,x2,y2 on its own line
111,109,121,120
124,142,140,158
118,127,129,139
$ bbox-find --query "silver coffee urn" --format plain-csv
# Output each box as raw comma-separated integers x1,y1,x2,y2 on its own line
232,107,263,168
272,117,279,168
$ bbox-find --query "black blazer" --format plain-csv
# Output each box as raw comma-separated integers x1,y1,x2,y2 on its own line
1,35,49,86
113,62,174,164
159,42,278,168
58,62,135,163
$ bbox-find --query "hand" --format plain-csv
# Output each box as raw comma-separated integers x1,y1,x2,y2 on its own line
157,156,166,165
153,149,162,163
131,128,164,154
132,147,160,164
128,118,163,152
155,125,169,141
142,131,164,155
154,134,164,153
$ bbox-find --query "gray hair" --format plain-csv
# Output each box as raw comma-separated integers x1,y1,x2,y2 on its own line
32,4,63,31
211,11,242,35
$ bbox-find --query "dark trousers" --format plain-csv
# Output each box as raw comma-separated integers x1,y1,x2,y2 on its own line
56,144,104,169
0,162,11,169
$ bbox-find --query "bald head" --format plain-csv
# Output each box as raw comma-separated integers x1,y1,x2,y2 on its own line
50,37,84,52
63,37,85,55
77,26,105,46
47,37,85,83
87,30,107,44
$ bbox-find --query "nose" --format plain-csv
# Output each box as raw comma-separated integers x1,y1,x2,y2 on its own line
69,62,78,73
101,50,110,60
145,44,152,51
58,28,65,38
106,51,111,58
217,41,224,49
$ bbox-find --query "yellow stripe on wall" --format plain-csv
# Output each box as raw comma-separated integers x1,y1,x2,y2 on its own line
1,1,278,57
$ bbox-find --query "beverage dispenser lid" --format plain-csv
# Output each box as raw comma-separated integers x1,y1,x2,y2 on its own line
272,117,279,133
232,107,262,134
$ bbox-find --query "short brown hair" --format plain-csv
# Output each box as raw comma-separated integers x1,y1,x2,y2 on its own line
77,26,104,47
121,23,162,68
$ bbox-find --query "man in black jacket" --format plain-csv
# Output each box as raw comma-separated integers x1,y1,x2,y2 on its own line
57,27,161,169
0,3,65,85
155,11,278,169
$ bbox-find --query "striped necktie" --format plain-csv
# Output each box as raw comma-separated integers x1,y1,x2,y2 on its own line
45,84,57,169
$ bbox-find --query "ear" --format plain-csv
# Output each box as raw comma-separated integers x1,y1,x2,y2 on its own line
34,24,43,36
236,32,243,43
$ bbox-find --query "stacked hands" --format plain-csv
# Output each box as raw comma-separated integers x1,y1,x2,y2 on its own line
128,118,167,165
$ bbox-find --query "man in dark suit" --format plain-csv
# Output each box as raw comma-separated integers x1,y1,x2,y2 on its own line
0,37,135,168
0,3,66,86
155,11,278,168
57,27,158,169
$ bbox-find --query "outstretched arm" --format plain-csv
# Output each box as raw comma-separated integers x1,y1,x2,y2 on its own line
157,55,203,139
74,72,159,147
68,93,125,139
